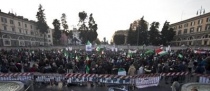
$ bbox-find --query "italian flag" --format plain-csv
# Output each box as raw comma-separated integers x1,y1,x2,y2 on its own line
155,48,168,56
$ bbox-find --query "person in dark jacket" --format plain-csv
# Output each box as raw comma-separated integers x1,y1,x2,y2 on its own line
195,63,205,82
162,63,170,84
58,65,66,74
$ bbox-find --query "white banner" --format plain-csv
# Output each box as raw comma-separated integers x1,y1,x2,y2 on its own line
199,76,210,83
135,76,161,88
86,45,92,51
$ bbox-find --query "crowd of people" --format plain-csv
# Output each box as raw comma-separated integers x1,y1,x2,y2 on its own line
0,48,210,85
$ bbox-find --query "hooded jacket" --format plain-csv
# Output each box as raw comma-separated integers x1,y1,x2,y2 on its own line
128,65,136,76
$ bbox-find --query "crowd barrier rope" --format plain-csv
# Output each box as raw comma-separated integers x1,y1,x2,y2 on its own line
0,72,209,88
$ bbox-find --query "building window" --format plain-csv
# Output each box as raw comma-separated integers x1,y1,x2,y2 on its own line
3,26,7,30
174,26,177,30
184,29,188,34
184,23,188,27
178,30,181,35
1,17,7,23
190,27,194,33
197,26,202,32
198,19,203,24
191,21,195,26
179,25,182,29
18,22,21,26
12,27,15,31
204,41,207,45
26,30,28,34
30,25,32,29
49,40,51,42
206,24,210,30
10,20,14,24
19,29,22,33
1,17,3,22
31,31,34,35
48,35,50,38
25,24,27,28
3,39,11,46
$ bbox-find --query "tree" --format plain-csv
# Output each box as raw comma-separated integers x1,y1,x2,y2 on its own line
78,11,98,44
61,13,69,32
113,35,125,45
52,19,61,45
136,16,149,45
88,13,98,42
161,21,176,45
148,22,160,45
36,4,49,46
127,24,137,45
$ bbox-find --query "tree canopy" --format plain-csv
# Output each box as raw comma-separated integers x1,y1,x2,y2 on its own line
160,21,176,45
78,11,98,44
52,19,61,45
36,4,49,45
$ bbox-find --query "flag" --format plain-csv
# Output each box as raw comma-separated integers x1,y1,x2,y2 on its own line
145,50,154,55
158,51,168,56
127,53,132,58
96,46,101,51
86,56,89,60
155,48,163,54
86,41,92,51
86,65,90,74
178,54,183,58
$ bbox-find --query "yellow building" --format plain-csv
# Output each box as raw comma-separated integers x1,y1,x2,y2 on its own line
170,12,210,46
0,10,53,46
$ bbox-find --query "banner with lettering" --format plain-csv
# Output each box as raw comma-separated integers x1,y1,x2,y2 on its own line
135,76,161,88
199,76,210,83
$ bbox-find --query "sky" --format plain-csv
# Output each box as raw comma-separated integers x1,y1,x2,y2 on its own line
0,0,210,42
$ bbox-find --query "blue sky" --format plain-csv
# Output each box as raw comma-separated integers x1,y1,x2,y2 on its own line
0,0,210,42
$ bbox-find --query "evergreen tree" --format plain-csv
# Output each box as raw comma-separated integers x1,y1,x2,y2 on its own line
78,11,98,44
113,35,125,45
36,4,49,46
161,21,176,45
61,13,69,32
148,22,160,45
88,13,98,42
136,16,149,45
52,19,61,45
127,24,137,45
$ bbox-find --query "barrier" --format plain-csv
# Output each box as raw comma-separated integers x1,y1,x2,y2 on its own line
0,73,32,81
0,72,198,89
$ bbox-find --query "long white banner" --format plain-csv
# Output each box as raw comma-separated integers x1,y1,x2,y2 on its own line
135,76,161,88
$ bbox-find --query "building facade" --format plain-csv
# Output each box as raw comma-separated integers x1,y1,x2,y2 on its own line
170,12,210,46
0,10,53,46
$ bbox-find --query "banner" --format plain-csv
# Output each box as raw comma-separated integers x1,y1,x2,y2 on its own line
199,76,210,83
86,41,92,52
128,50,137,54
135,76,161,88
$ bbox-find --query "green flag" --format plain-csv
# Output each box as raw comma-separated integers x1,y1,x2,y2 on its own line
145,50,154,55
96,46,101,51
87,41,91,45
86,56,90,60
86,65,90,74
178,54,183,58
